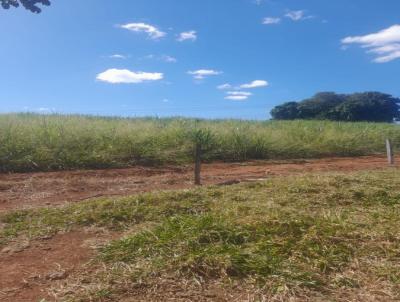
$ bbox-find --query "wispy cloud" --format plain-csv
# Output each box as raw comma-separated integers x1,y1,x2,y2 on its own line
177,30,197,42
225,91,252,101
188,69,222,80
227,91,252,96
120,22,166,40
217,83,233,90
161,55,177,63
143,54,177,63
285,10,313,21
342,24,400,63
239,80,269,89
262,17,281,25
109,54,127,59
225,95,248,101
96,69,163,84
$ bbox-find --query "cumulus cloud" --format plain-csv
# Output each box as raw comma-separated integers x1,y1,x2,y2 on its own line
177,30,197,42
120,22,166,40
263,17,281,25
239,80,269,89
96,69,163,84
285,10,313,21
188,69,222,80
342,25,400,63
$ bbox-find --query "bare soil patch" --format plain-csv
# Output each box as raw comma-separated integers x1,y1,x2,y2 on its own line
0,155,395,213
0,231,93,301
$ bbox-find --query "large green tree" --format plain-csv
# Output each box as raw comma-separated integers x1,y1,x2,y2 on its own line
271,92,400,122
0,0,50,13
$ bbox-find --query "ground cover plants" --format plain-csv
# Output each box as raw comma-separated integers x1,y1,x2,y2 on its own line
1,169,399,301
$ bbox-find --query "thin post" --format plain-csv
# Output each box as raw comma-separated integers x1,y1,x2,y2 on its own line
194,143,202,185
386,139,395,165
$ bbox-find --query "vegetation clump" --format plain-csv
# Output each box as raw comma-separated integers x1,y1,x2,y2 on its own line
271,91,400,122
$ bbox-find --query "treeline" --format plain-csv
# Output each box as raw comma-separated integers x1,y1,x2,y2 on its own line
271,92,400,122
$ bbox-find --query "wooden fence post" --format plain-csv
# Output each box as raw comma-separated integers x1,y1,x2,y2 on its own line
386,139,395,165
194,143,202,185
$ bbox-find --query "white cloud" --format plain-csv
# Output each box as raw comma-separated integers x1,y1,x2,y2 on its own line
263,17,281,25
109,54,127,59
161,55,177,63
217,83,232,90
227,91,252,96
120,23,166,40
96,69,163,84
285,10,313,21
188,69,222,80
225,95,249,101
177,30,197,42
239,80,269,89
342,25,400,63
142,54,177,63
224,91,252,101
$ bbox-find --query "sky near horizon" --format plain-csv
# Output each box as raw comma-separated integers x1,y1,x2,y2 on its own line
1,0,400,119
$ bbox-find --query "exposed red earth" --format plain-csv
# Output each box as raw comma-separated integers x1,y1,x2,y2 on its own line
0,155,396,213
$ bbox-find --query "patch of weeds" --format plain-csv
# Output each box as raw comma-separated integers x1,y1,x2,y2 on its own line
100,213,354,291
0,190,212,246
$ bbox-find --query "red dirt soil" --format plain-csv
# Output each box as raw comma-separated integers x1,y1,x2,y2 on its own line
0,155,397,213
0,231,94,302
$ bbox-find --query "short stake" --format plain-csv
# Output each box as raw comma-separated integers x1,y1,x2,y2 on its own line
386,139,395,165
194,143,202,185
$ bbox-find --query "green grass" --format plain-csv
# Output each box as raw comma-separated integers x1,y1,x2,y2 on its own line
1,169,400,300
0,113,399,172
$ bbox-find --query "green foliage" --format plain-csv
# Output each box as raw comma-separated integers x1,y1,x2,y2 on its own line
0,0,50,13
271,91,400,122
0,113,399,172
101,214,354,284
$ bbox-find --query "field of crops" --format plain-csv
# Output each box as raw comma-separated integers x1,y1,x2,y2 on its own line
1,113,399,172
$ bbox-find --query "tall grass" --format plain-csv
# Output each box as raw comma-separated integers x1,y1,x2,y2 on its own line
0,113,399,172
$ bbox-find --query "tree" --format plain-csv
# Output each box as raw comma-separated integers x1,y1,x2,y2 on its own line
270,91,400,122
0,0,50,13
329,92,400,122
297,92,345,119
270,102,299,120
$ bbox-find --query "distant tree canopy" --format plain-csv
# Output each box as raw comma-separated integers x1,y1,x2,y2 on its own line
271,92,400,123
0,0,50,13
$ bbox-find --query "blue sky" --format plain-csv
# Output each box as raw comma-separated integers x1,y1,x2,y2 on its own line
1,0,400,119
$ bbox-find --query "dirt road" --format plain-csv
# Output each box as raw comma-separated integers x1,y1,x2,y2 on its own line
0,155,396,213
